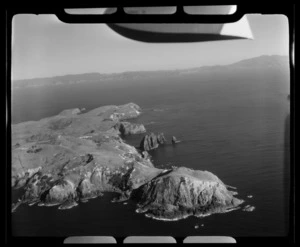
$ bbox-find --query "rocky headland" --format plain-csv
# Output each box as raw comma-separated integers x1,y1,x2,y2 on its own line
11,103,245,220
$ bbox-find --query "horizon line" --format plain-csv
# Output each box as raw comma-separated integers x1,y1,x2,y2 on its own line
12,54,288,82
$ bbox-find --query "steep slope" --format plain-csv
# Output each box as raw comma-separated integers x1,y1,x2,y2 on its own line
132,167,243,220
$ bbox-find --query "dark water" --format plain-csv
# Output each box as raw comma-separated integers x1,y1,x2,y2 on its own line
11,71,290,237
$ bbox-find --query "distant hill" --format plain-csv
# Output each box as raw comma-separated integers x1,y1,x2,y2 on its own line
228,55,289,69
12,55,289,89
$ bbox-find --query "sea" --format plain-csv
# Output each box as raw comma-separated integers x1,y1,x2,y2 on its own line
11,68,290,237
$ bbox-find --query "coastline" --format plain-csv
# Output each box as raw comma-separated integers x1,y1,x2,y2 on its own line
11,103,245,221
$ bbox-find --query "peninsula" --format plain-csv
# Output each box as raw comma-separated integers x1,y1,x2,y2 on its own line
11,103,244,220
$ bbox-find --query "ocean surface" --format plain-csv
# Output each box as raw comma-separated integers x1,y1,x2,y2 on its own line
11,69,290,237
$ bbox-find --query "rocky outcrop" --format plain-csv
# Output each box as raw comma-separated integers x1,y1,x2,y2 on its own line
141,151,150,159
43,179,77,206
139,133,166,151
11,103,246,221
107,103,142,121
171,136,181,144
116,122,146,135
242,205,255,212
131,167,243,220
12,167,42,189
58,108,82,116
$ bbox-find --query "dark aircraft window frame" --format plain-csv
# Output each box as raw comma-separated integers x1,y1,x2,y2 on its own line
4,3,295,245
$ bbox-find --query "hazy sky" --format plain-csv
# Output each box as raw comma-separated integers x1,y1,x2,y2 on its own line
12,13,289,80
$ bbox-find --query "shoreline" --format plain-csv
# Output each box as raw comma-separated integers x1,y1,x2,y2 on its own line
11,103,245,221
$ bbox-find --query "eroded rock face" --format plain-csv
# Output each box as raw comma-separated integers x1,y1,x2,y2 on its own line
139,133,167,151
43,179,77,206
116,122,146,135
131,167,243,220
77,176,103,201
11,103,245,221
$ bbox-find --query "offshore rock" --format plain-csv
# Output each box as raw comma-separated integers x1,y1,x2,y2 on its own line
139,132,167,151
171,136,181,144
243,205,255,212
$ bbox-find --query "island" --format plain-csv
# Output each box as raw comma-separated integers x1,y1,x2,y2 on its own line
11,103,244,220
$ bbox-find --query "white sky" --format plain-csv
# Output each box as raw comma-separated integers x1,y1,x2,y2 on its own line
12,14,289,80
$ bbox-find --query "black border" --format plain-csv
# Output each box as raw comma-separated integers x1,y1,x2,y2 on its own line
4,3,295,245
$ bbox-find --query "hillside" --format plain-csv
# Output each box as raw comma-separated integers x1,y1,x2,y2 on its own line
12,55,289,89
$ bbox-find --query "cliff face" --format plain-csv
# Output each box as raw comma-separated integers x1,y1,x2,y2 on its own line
116,121,146,135
139,133,167,151
11,103,244,220
131,167,243,220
